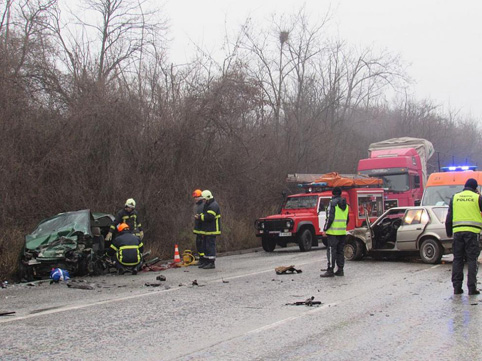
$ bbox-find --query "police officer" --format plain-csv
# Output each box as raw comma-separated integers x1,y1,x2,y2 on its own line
446,178,482,295
192,189,207,267
321,187,349,277
108,223,144,275
106,198,144,241
196,190,221,269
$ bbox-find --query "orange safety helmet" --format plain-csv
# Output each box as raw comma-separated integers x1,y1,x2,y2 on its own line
192,189,202,198
117,222,130,232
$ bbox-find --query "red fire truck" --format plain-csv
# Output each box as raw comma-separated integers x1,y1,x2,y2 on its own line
255,173,385,252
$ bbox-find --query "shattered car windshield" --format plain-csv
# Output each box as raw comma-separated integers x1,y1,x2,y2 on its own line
29,211,91,238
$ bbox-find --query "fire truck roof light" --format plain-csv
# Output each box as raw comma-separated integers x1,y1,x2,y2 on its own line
298,182,327,188
441,165,477,172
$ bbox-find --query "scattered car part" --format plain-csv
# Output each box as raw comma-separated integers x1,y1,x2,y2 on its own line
275,265,302,275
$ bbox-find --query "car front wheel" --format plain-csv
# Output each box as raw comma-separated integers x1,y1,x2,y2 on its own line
261,236,277,252
420,238,443,264
344,239,363,261
298,229,313,252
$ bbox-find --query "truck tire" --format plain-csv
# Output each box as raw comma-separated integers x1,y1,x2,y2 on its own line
419,238,443,264
344,239,362,261
298,228,313,252
261,236,277,252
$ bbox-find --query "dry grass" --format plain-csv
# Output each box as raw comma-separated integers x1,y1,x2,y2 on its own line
0,227,25,280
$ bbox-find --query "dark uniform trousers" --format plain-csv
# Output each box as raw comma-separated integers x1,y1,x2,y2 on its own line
452,232,481,289
327,235,346,270
204,235,216,260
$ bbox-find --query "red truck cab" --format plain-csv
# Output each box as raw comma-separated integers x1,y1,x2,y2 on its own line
255,186,384,252
356,138,434,208
358,148,423,208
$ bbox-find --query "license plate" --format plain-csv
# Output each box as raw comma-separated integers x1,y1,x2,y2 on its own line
279,232,292,237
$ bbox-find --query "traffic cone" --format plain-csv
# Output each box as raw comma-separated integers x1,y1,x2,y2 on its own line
173,244,181,263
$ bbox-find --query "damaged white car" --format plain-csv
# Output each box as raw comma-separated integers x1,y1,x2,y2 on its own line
344,206,453,264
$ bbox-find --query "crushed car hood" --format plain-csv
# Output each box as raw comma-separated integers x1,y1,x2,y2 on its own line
25,210,113,254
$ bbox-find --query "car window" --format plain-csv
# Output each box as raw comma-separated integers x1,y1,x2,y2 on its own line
284,195,318,209
403,209,428,225
318,198,331,212
432,207,448,223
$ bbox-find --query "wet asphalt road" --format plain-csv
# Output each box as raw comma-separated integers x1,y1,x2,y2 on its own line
1,247,482,361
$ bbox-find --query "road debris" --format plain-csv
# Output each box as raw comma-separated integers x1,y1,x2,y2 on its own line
0,311,16,316
156,275,167,281
222,279,229,283
275,265,302,275
145,282,162,287
190,280,205,287
285,296,322,306
66,281,95,290
142,262,180,272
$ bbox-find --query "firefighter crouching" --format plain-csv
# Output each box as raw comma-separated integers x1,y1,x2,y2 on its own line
108,223,144,275
105,198,144,241
195,190,221,269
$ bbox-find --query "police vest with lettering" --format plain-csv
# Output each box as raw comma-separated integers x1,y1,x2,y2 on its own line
452,190,482,234
326,205,349,236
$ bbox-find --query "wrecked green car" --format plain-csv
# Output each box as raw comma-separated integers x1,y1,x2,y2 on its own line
19,210,114,281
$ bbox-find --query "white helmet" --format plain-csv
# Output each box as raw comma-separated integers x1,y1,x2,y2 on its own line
125,198,136,208
201,190,213,200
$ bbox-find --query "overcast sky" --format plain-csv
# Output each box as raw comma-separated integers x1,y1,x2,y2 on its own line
164,0,482,120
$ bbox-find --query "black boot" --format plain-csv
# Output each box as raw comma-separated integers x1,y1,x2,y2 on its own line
334,268,344,276
469,288,480,295
454,287,463,295
202,260,215,269
198,257,207,268
320,268,334,278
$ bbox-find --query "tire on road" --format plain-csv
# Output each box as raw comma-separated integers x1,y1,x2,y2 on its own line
261,236,277,252
298,228,314,252
344,238,363,261
419,238,443,264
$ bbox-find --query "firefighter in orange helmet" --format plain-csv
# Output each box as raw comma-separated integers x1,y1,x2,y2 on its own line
192,189,206,267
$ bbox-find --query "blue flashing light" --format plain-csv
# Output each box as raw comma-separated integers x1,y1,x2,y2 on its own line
310,182,327,187
298,182,328,188
441,165,478,172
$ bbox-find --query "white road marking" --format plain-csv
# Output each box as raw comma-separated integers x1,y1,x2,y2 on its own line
246,302,337,334
174,302,337,360
0,259,322,324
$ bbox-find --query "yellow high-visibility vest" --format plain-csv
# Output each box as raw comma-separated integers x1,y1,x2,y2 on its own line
326,205,349,235
453,190,482,234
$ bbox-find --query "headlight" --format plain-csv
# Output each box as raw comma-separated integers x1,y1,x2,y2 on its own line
260,222,265,229
286,220,293,228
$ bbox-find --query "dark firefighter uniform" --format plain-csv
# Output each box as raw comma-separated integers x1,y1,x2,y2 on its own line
109,229,144,272
193,197,206,266
111,208,143,239
198,190,221,269
446,178,482,295
321,187,349,277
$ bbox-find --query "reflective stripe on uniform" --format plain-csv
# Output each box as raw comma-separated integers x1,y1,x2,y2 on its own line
118,245,141,266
